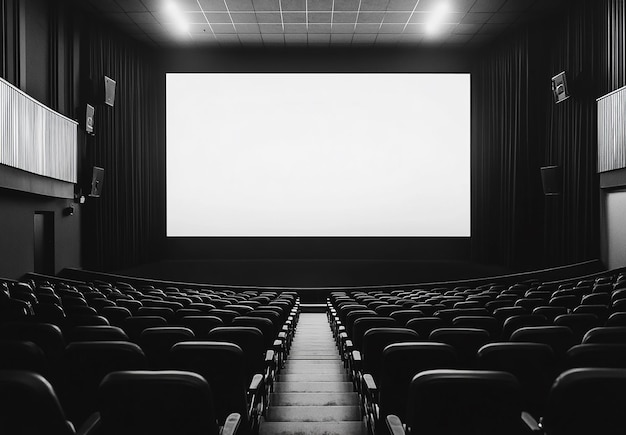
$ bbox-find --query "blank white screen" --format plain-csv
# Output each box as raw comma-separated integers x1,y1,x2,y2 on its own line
166,73,470,237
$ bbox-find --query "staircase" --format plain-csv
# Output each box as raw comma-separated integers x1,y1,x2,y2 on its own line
260,312,367,435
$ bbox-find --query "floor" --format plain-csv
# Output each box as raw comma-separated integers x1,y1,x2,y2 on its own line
260,313,367,435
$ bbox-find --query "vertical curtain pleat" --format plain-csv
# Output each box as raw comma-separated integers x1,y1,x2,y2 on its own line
81,23,163,270
472,0,607,268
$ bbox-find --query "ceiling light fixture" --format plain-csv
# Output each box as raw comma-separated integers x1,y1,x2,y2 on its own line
164,1,190,35
425,2,450,36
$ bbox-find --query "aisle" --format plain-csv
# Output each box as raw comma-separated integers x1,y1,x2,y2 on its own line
260,313,367,435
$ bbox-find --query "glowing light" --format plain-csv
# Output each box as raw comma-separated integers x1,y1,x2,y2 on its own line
425,3,450,36
164,1,189,35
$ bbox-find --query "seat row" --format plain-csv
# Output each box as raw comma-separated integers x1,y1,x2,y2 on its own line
0,278,301,434
327,272,626,435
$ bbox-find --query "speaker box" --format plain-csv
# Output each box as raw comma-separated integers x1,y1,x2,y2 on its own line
551,72,570,104
89,166,105,197
104,76,116,107
85,104,95,134
541,165,562,195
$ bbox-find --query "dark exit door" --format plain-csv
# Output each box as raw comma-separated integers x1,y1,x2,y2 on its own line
34,211,54,274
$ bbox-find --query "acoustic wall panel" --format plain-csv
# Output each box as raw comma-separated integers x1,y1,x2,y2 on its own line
598,85,626,173
0,77,78,183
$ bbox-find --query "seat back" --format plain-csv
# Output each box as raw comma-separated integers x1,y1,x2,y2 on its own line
510,326,576,360
171,342,251,430
582,326,626,344
405,317,446,338
379,343,457,421
0,370,74,435
179,315,224,337
207,326,265,382
98,370,221,435
361,327,419,380
542,368,626,435
429,327,490,368
0,340,48,375
63,341,146,425
406,369,527,435
139,327,195,368
67,325,129,342
566,343,626,369
122,316,167,342
352,317,396,350
477,342,556,417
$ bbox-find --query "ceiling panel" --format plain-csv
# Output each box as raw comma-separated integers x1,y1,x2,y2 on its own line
73,0,564,48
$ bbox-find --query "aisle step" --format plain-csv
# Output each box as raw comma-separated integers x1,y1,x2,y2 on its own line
274,381,354,393
266,405,362,422
260,421,366,435
260,313,367,435
279,373,350,382
270,392,360,406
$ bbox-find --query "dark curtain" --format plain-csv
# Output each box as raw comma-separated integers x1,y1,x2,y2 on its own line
543,0,600,266
81,21,164,270
471,30,544,268
472,0,605,269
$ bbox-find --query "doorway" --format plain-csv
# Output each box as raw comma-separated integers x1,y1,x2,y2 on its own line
34,211,54,274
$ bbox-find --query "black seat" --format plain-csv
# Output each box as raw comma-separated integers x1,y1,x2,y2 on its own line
501,314,548,340
541,368,626,435
406,317,446,338
67,325,129,342
389,310,424,326
89,370,241,435
100,306,132,327
139,326,195,368
122,316,167,342
0,370,75,435
553,313,600,342
509,326,576,361
566,343,626,369
477,342,556,418
62,341,146,426
354,327,419,392
180,315,224,337
0,340,48,375
207,326,275,391
0,322,66,380
429,327,490,368
452,315,500,339
582,326,626,344
362,342,458,434
171,341,263,435
387,369,534,435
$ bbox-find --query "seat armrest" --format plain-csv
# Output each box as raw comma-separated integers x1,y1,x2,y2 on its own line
386,415,406,435
249,373,264,393
221,413,242,435
362,374,377,393
521,411,542,433
76,412,101,435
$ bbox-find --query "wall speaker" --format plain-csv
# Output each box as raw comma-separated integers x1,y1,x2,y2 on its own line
541,165,562,195
89,166,105,198
85,104,95,134
551,71,570,104
104,76,116,107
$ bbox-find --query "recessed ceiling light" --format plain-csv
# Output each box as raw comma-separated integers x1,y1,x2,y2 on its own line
164,1,189,35
425,2,450,36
